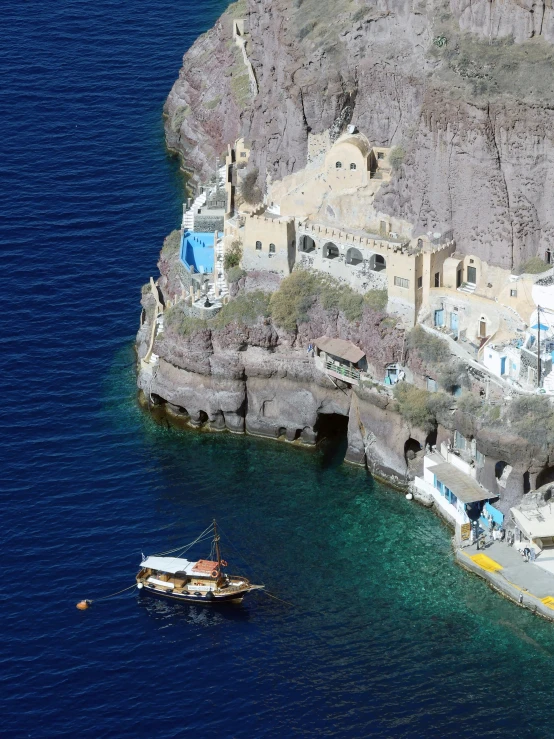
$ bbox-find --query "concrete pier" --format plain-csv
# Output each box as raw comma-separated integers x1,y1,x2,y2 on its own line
455,539,554,622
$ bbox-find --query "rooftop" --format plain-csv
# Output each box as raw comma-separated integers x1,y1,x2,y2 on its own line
314,336,365,364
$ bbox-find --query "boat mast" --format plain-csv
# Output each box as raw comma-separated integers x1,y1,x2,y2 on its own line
213,519,222,568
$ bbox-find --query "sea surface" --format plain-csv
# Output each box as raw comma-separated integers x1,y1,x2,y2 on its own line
3,1,554,737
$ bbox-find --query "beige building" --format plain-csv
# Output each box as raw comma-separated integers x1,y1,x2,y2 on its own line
242,213,296,276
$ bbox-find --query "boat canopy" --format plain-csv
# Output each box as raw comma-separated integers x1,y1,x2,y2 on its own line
141,556,192,574
141,555,220,577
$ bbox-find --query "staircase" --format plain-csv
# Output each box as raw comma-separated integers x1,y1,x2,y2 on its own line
458,282,476,294
181,191,207,232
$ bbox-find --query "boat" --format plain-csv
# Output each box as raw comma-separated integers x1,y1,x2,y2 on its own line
136,520,264,605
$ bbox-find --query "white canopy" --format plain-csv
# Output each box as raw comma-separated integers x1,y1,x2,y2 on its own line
140,556,191,575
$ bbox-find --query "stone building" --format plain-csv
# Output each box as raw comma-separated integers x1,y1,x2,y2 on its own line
242,213,296,276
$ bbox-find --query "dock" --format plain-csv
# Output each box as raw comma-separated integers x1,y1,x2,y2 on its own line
455,539,554,621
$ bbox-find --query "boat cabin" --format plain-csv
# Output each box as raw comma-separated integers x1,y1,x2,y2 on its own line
139,556,222,593
313,336,366,385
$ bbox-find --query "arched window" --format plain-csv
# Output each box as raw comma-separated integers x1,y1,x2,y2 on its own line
335,161,342,169
269,243,276,253
350,163,357,170
417,238,423,249
255,241,262,251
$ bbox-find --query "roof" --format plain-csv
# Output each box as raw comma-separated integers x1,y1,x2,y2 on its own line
192,559,219,574
140,556,220,577
140,556,191,575
511,506,554,540
314,336,365,364
431,462,493,504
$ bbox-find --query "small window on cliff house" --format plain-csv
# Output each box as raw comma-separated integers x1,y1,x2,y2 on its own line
240,152,247,158
435,272,440,287
546,249,552,265
269,243,276,253
417,239,423,249
377,152,384,160
417,276,423,289
510,289,517,298
335,161,342,169
255,241,262,250
350,163,357,170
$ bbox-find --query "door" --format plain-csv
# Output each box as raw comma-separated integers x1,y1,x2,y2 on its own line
500,357,506,375
450,312,458,332
434,309,444,327
467,266,477,284
456,269,462,288
479,320,487,338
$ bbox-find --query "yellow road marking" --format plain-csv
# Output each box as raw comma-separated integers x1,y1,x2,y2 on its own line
469,553,503,573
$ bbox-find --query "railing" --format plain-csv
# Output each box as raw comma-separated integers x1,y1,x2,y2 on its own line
325,360,360,382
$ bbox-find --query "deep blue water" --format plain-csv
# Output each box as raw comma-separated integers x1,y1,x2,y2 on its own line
4,1,554,737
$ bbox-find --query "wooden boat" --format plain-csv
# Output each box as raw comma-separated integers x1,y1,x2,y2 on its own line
136,521,263,605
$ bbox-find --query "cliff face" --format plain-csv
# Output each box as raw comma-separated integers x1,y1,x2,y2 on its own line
165,0,554,269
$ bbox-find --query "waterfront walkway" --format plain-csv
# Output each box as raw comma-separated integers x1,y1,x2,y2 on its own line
456,540,554,621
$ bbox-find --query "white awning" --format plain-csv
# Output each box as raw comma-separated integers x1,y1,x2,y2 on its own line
140,556,191,575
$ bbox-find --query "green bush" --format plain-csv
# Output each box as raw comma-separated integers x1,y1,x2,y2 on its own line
389,146,405,171
457,391,482,415
212,291,271,329
508,395,554,448
269,271,369,329
514,256,550,275
224,240,243,270
408,325,451,365
393,383,450,431
269,271,320,331
438,361,469,394
161,230,181,258
226,266,246,283
364,288,388,312
240,169,262,204
164,305,207,336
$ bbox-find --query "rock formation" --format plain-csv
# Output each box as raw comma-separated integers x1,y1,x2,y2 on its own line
165,0,554,270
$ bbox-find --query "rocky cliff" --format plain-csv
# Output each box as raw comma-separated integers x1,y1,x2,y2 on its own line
165,0,554,270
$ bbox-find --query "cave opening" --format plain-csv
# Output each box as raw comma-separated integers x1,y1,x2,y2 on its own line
536,466,554,489
314,412,349,467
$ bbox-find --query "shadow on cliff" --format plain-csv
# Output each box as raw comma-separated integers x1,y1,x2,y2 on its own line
314,413,349,470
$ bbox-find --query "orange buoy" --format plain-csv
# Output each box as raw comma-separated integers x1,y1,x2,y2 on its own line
76,600,91,610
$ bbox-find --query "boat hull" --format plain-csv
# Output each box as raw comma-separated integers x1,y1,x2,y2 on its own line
139,584,247,605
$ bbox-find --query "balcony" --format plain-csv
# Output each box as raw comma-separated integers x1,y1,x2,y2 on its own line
325,359,360,385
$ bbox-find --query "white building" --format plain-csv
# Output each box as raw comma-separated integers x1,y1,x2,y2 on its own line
414,441,497,536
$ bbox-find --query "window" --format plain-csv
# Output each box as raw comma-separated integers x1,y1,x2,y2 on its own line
335,161,342,169
510,289,517,297
434,272,440,287
269,243,276,253
546,249,552,265
377,151,384,160
394,276,409,289
350,163,357,170
426,377,437,392
417,276,423,289
240,151,247,158
454,430,466,450
255,241,262,251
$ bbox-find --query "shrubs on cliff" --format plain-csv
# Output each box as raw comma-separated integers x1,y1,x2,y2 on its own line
164,305,207,337
508,395,554,448
393,383,452,432
226,266,246,283
269,271,388,331
212,291,271,329
240,169,262,205
389,146,405,172
514,256,550,275
224,240,242,270
408,325,450,365
161,230,181,258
